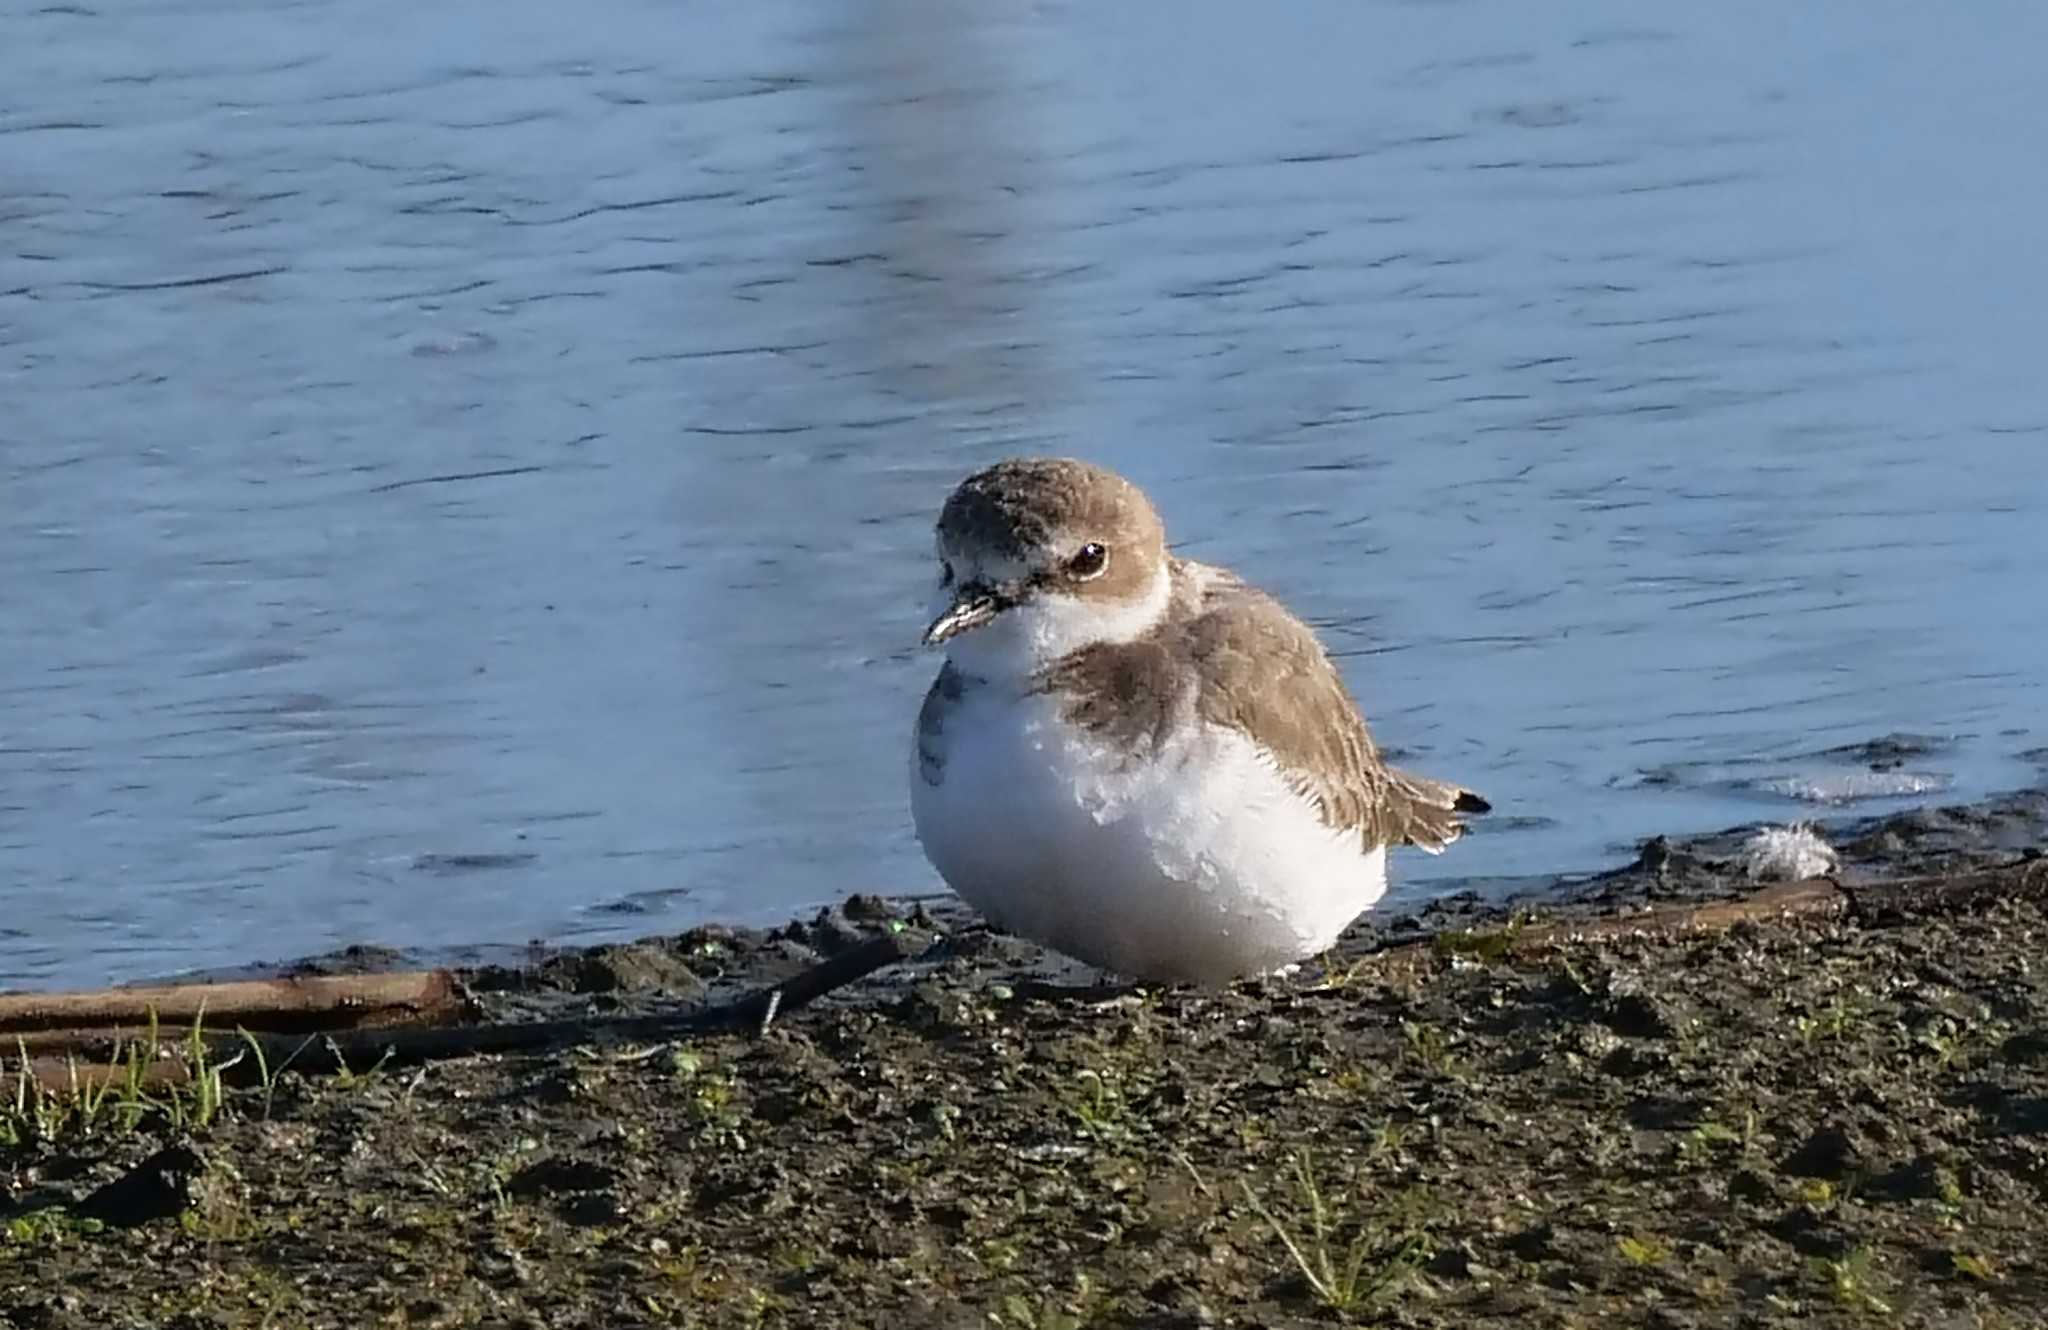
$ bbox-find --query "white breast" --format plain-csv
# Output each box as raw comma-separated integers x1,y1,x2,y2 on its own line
910,684,1386,983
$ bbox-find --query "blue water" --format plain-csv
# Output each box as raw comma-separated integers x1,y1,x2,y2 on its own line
4,0,2044,988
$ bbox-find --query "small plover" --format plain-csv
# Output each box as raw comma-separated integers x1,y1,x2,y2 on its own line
910,457,1488,984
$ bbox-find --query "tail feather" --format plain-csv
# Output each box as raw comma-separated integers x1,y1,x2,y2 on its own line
1386,768,1490,855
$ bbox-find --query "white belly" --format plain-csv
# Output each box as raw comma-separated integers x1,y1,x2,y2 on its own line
910,687,1386,983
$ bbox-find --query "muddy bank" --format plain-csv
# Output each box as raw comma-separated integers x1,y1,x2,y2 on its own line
3,794,2045,1328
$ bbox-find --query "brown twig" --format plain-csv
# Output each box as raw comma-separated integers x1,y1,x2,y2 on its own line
1505,876,1847,946
0,971,469,1037
1343,878,1847,983
18,928,935,1093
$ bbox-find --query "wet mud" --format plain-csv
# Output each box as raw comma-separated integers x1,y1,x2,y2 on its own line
4,792,2045,1328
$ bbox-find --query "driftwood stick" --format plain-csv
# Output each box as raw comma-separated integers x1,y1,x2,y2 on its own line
1503,877,1846,947
1845,857,2048,923
1344,878,1847,983
0,971,469,1037
16,928,935,1094
1347,859,2045,983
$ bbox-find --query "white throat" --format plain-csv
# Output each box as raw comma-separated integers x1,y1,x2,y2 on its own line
937,561,1171,682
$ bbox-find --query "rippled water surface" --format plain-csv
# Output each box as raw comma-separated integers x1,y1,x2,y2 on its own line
6,0,2045,988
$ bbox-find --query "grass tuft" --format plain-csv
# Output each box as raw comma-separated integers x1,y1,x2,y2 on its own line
1241,1150,1434,1313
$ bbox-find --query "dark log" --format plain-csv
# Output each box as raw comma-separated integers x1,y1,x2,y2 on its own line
243,926,936,1077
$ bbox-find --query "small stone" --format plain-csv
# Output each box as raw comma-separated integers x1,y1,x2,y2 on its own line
506,1157,619,1197
1426,1241,1476,1279
842,893,898,922
1504,1222,1559,1261
76,1144,208,1228
1601,1044,1670,1078
539,944,706,996
1997,1095,2048,1136
1728,1168,1774,1203
1602,990,1677,1039
1867,1153,1947,1201
559,1191,623,1227
2001,1029,2048,1063
1781,1124,1864,1180
1574,1024,1622,1061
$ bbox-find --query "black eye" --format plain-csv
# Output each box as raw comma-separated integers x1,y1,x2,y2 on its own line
1068,542,1109,580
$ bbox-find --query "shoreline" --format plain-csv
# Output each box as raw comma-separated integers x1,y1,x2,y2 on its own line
3,792,2044,1328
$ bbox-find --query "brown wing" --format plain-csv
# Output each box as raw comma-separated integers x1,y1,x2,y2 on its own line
1181,564,1487,852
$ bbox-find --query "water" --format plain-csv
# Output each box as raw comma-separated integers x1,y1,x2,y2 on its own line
4,0,2044,990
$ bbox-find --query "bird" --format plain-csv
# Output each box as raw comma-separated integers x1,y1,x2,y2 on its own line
909,457,1488,984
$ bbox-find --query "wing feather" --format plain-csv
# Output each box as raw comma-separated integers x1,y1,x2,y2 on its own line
1179,562,1487,851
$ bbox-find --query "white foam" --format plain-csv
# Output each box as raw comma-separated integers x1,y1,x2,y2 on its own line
1743,823,1839,882
1759,771,1951,804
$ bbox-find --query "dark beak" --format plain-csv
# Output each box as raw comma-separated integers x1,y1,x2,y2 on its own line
923,583,1003,646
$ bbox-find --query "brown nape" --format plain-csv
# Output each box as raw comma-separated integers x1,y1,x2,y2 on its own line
937,458,1166,601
